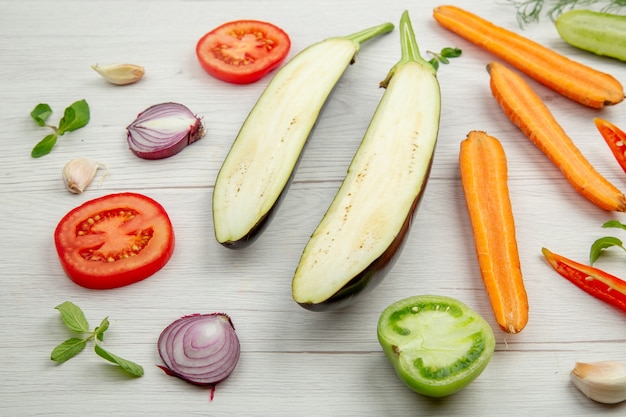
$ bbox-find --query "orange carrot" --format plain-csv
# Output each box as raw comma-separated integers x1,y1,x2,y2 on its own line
460,130,529,334
433,5,624,108
488,61,626,212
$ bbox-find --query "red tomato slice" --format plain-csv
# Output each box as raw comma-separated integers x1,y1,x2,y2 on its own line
196,19,291,84
54,193,175,289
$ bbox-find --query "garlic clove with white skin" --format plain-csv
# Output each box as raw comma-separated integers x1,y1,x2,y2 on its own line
62,157,108,194
571,360,626,404
91,63,145,85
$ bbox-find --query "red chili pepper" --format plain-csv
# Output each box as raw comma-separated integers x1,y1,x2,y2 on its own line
594,118,626,174
542,247,626,313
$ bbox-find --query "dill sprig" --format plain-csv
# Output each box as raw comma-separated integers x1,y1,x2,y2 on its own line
509,0,626,26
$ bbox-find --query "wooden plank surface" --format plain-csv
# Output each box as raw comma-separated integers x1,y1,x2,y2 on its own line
1,1,625,416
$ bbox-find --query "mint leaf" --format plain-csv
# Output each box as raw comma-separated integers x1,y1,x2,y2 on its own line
57,99,90,135
55,301,90,333
602,220,626,231
441,47,462,59
31,134,57,158
427,47,462,71
590,236,626,264
94,317,109,341
51,338,87,363
30,103,52,127
94,345,144,377
51,302,143,378
29,99,90,157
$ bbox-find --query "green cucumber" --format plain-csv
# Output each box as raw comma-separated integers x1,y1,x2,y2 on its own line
212,22,394,248
555,9,626,61
377,295,496,398
292,11,441,310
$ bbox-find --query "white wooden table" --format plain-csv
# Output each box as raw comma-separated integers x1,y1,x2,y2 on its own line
1,1,625,415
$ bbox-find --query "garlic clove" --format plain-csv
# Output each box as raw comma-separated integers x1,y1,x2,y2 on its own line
62,157,107,194
91,63,145,85
571,360,626,404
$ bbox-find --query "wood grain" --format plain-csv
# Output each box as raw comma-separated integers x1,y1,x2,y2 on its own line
1,1,625,416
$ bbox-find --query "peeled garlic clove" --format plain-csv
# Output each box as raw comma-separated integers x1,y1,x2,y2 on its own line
62,157,107,194
571,360,626,404
91,63,145,85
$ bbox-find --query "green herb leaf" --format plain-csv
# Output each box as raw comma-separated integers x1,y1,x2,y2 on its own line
55,301,90,333
590,236,625,264
30,103,52,127
94,345,144,377
51,338,88,363
427,47,462,71
51,302,143,378
29,99,90,156
31,133,57,158
441,47,462,58
94,317,110,341
57,99,90,135
602,219,626,231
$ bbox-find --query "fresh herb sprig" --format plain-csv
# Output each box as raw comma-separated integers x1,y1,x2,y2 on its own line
30,99,90,158
510,0,626,26
590,220,626,264
51,301,144,377
427,47,463,71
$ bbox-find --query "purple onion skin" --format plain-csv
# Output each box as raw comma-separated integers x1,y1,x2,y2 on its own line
126,102,204,160
157,313,240,387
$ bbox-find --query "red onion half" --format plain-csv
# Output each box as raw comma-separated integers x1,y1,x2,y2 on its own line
157,313,240,387
126,102,204,159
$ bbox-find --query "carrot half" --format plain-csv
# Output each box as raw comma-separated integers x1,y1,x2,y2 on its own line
433,5,624,108
460,130,529,334
488,61,626,212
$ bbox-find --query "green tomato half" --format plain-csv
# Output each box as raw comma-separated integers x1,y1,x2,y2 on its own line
377,295,496,397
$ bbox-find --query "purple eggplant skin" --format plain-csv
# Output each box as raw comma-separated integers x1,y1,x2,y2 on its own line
295,156,435,311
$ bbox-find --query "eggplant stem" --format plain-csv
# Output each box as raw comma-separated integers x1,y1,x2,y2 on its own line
344,22,394,46
382,11,434,87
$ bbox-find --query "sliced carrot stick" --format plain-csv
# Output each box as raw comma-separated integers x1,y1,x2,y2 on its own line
433,5,624,108
488,61,626,212
460,130,529,334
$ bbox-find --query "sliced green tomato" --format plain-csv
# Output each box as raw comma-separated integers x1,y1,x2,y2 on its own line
377,295,495,397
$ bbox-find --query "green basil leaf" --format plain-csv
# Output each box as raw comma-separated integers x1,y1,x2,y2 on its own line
55,301,90,333
58,99,90,135
51,338,87,363
602,220,626,231
31,133,57,158
589,236,624,264
428,58,439,71
30,103,52,127
94,345,144,377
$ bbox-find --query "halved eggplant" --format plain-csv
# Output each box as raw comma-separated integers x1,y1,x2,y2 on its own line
292,11,441,310
212,22,394,248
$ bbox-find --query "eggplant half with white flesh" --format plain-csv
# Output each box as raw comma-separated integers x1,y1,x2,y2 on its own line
212,22,394,248
292,11,441,310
